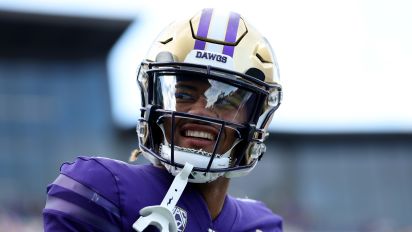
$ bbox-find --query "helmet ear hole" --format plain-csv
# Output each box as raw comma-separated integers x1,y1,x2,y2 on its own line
245,68,265,81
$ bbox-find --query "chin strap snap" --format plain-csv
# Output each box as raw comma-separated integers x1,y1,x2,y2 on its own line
133,162,194,232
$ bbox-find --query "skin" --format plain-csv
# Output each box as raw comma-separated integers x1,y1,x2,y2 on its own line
194,175,230,220
163,79,247,154
161,79,249,219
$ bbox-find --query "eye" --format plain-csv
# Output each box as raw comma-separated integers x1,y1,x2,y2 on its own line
175,83,199,102
175,92,194,101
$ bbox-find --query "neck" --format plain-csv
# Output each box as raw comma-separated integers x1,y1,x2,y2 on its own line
194,177,230,220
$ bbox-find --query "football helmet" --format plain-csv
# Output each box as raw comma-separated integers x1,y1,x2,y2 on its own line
136,8,282,183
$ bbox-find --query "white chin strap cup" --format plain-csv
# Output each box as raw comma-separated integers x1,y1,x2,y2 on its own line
133,162,194,232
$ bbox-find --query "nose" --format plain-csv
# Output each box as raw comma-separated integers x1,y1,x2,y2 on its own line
187,96,219,119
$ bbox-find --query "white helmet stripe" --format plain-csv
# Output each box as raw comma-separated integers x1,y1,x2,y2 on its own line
204,9,230,53
193,9,241,57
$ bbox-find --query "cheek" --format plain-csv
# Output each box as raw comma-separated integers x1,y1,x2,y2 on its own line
162,118,179,141
221,128,237,147
220,108,248,124
175,104,186,112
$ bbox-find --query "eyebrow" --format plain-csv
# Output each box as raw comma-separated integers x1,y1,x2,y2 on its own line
175,83,198,91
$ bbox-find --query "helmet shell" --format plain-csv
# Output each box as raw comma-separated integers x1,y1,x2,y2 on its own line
144,8,280,85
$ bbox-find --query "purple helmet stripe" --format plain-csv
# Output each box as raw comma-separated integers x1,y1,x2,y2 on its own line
194,8,213,50
223,12,241,57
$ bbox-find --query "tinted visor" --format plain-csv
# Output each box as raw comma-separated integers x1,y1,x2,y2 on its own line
154,74,258,124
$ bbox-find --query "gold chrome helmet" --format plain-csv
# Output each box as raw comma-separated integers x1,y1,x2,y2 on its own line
136,8,282,183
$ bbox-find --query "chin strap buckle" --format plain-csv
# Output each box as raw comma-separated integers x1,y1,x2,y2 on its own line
133,163,194,232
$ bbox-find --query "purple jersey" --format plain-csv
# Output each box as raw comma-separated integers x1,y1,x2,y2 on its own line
43,156,282,231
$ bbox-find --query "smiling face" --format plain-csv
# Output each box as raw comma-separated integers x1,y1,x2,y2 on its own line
155,75,255,155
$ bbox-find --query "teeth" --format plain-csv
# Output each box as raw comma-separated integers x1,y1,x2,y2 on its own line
185,130,215,140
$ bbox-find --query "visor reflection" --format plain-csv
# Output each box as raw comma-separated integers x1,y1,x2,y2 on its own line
155,74,256,124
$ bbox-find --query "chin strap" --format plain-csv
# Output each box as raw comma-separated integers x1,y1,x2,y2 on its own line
133,162,194,232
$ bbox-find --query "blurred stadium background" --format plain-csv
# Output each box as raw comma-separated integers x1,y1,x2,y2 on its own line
0,1,411,231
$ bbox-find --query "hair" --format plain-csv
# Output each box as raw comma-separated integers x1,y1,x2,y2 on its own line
129,149,140,162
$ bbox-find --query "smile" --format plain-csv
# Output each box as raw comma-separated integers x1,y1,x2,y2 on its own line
184,130,215,141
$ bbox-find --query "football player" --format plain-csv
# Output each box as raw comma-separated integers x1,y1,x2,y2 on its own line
43,8,283,232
